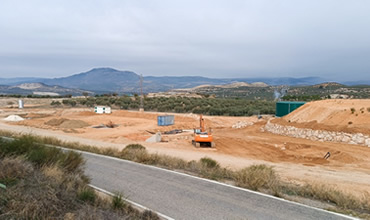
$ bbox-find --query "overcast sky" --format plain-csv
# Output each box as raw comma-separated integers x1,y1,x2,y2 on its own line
0,0,369,80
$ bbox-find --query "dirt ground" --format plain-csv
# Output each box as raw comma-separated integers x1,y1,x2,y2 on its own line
273,99,370,135
0,98,369,199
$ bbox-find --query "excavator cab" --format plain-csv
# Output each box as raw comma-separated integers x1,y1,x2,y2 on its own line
192,115,215,148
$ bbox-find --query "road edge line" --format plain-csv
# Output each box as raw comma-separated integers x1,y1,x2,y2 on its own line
88,184,175,220
80,149,357,220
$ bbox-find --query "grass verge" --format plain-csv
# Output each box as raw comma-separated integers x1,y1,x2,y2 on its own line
0,135,159,219
1,130,369,218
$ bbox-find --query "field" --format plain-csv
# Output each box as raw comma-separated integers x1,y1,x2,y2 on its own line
1,97,370,202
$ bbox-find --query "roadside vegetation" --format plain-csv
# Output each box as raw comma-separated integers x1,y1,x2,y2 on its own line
59,96,275,116
0,135,159,219
1,131,369,218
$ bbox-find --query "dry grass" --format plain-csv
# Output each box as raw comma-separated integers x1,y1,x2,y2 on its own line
282,183,370,216
0,157,33,186
234,164,280,194
0,137,160,219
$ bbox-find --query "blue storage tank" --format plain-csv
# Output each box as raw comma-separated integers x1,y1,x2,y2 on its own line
157,115,175,126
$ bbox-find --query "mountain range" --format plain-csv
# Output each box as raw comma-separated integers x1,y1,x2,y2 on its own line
0,83,91,96
0,67,367,95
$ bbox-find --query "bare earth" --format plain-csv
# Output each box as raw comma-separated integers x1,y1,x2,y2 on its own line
1,98,369,199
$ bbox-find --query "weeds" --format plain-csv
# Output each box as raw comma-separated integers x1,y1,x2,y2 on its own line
78,187,96,203
0,157,33,186
0,136,84,174
281,184,370,214
234,164,279,193
112,193,126,210
125,144,146,150
0,137,160,219
200,157,219,169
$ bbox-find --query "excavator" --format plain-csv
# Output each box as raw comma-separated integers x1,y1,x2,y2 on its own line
192,114,215,148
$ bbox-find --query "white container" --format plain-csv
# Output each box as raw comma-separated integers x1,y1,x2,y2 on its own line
94,106,111,114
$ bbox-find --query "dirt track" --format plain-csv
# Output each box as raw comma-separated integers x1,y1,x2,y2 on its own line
1,98,370,198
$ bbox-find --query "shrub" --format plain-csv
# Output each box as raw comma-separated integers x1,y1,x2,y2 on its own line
59,151,85,173
234,164,279,191
200,157,219,169
0,136,84,174
124,144,146,150
112,193,126,209
77,187,96,203
50,101,61,106
0,157,33,186
350,108,356,114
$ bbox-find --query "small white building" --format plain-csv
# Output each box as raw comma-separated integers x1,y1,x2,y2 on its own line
94,106,111,114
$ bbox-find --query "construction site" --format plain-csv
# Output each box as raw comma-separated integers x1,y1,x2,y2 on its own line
0,98,369,200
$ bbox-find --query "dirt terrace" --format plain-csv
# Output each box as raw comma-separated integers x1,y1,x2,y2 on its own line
0,98,369,199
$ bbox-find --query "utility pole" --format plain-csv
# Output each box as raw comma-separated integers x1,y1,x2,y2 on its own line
139,74,144,112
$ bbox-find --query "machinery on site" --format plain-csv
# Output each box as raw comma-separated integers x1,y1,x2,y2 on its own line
192,114,215,148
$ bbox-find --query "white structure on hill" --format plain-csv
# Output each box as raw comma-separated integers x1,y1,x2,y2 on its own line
94,106,111,114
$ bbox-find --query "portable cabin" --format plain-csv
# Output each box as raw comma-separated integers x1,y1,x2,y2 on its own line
94,106,111,114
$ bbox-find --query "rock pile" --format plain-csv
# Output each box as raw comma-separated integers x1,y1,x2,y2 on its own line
232,121,253,129
263,121,370,147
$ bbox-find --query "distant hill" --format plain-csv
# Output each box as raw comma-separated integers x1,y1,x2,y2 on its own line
0,77,45,86
0,83,91,96
175,81,269,92
41,68,140,93
0,67,361,94
312,82,345,88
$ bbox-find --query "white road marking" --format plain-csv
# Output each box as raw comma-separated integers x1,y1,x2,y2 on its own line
89,184,175,220
73,148,358,220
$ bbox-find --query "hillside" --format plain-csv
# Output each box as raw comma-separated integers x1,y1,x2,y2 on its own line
0,83,91,96
274,99,370,135
0,67,327,93
42,68,140,93
1,68,369,95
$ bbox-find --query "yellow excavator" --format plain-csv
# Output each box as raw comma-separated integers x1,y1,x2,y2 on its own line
192,114,215,148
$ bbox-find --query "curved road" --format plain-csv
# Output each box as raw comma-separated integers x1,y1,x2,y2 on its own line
82,151,354,220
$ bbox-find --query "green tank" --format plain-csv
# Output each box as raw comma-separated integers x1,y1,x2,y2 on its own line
275,101,305,117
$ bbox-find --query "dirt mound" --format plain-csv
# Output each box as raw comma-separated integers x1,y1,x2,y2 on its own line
276,99,370,135
59,120,90,129
45,118,68,126
3,115,24,122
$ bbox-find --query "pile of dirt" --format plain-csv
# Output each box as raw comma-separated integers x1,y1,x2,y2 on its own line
45,118,68,126
59,120,90,129
3,115,24,122
276,99,370,135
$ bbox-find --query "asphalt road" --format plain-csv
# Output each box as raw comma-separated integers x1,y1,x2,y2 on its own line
82,152,353,220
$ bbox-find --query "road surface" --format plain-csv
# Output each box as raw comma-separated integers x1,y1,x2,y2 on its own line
82,151,353,220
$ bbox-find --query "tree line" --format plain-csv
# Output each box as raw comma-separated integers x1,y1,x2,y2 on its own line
57,96,275,116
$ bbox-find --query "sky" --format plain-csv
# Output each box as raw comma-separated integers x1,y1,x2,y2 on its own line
0,0,369,80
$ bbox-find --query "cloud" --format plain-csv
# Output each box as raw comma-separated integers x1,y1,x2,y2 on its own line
0,0,369,79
